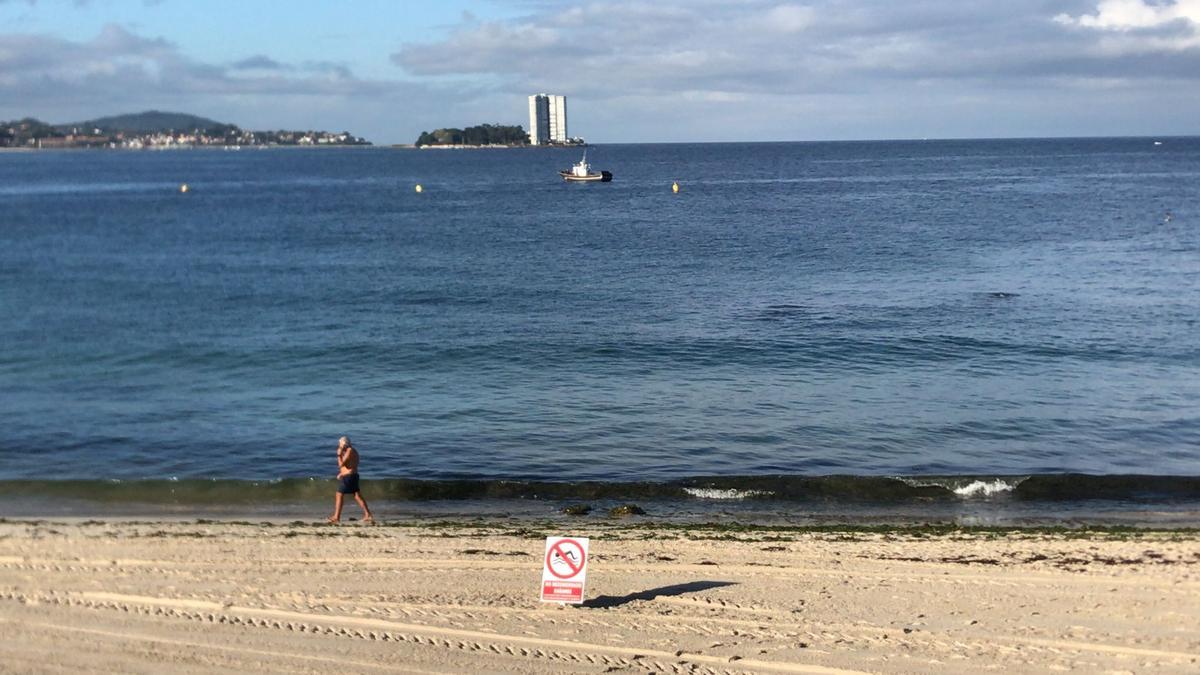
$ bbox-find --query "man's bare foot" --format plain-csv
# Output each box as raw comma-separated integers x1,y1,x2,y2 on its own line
363,515,375,524
326,516,339,524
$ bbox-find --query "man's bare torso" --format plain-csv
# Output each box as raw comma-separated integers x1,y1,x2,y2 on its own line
339,447,360,477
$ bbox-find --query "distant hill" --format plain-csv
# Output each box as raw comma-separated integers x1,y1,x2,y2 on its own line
4,110,370,148
58,110,230,133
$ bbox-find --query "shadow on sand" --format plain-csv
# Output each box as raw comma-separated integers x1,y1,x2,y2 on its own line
582,580,738,609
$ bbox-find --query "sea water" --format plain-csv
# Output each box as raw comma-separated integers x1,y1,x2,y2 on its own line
1,139,1198,519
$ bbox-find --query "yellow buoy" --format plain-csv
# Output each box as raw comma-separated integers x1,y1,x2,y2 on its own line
180,183,189,193
415,184,423,193
672,181,680,194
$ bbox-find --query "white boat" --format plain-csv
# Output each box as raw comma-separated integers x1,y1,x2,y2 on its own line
560,149,612,182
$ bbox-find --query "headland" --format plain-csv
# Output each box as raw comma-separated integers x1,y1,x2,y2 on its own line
1,110,371,149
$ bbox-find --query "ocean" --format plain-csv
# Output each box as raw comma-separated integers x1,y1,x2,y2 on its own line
2,139,1198,522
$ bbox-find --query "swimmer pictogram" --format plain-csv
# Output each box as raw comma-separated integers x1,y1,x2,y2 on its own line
540,536,590,603
546,539,586,579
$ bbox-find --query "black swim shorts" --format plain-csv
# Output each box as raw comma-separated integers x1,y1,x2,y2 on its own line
337,473,360,494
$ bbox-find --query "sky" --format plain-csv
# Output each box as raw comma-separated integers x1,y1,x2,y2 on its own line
1,0,1198,144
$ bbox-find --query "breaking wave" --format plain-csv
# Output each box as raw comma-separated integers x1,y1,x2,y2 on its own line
0,474,1195,505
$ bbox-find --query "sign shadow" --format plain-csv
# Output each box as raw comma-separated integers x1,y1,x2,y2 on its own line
582,580,737,609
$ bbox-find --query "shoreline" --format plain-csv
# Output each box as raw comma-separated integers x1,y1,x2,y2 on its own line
3,514,1199,535
2,518,1196,673
409,143,585,149
2,473,1198,527
3,136,1193,154
3,498,1199,529
0,143,374,152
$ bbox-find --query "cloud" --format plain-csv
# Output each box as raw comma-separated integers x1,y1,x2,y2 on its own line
300,61,355,78
760,3,816,33
1055,0,1200,30
229,55,356,79
0,24,462,142
231,54,286,71
393,19,570,77
391,0,1200,95
381,0,1200,140
1053,0,1200,50
0,24,390,101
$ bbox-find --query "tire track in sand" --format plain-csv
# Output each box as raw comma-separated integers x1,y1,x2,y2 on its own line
652,592,1200,663
0,590,866,675
1,616,436,674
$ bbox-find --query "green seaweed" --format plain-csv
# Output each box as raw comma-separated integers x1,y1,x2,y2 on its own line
608,504,647,517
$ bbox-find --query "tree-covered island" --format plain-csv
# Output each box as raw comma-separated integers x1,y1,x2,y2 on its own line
415,124,529,147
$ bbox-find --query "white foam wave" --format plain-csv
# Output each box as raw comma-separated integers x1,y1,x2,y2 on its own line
683,487,770,500
952,479,1020,498
898,476,1028,499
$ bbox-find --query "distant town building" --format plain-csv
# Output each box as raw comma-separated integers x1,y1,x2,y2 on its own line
528,94,567,145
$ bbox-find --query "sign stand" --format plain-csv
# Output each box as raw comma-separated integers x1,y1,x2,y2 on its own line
540,536,589,604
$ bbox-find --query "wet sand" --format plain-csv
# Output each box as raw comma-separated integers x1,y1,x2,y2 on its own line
0,518,1196,673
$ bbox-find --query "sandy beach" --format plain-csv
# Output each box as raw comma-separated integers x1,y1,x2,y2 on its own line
0,518,1196,674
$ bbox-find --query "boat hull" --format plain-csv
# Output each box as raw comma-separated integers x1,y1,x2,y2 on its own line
560,170,612,182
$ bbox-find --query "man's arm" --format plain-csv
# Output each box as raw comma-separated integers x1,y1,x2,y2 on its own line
340,448,359,475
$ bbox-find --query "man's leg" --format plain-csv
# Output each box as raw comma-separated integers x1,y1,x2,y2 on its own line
328,492,345,522
354,492,373,522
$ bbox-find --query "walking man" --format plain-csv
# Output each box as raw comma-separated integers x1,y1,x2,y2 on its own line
328,436,374,523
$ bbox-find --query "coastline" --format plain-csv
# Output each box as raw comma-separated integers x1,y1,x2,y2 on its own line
2,517,1196,673
0,143,374,152
2,474,1198,527
404,143,582,149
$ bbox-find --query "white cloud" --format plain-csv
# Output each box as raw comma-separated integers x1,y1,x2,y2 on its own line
392,1,1200,93
760,4,816,33
0,24,456,142
383,1,1200,140
1055,0,1200,30
1055,0,1200,51
396,20,566,76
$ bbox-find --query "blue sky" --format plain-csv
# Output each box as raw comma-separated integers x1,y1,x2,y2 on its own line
2,0,1198,143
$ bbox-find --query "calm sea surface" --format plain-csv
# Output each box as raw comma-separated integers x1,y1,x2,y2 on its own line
2,139,1198,490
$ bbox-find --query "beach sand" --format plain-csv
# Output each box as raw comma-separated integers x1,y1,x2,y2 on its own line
0,518,1196,674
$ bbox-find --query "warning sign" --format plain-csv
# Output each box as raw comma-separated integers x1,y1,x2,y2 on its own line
540,537,589,603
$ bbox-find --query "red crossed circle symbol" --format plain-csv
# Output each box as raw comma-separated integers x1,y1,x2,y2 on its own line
545,539,585,579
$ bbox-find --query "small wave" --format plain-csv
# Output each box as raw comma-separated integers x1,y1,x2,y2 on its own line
683,487,771,500
0,474,1194,505
952,479,1022,498
900,476,1029,499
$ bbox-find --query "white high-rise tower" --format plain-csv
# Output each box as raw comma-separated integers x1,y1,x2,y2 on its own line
528,94,567,145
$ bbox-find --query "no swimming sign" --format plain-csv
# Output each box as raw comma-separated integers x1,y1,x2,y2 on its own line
540,536,589,604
